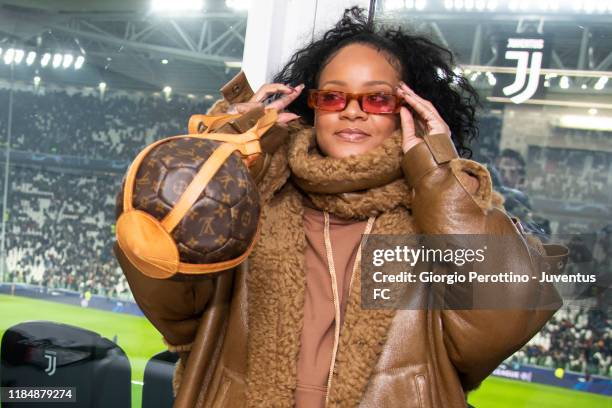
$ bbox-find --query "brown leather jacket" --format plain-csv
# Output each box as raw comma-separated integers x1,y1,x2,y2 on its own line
114,74,569,407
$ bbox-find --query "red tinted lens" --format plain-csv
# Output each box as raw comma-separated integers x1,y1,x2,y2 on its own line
315,91,346,111
362,93,396,113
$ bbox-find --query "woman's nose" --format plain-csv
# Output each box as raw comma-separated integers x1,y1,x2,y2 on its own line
340,98,368,120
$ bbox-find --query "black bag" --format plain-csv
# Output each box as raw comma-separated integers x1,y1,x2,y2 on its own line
1,321,131,408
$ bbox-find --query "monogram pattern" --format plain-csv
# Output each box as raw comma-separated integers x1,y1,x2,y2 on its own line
118,136,260,265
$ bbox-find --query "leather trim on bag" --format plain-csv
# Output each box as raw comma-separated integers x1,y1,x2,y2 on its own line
220,70,255,104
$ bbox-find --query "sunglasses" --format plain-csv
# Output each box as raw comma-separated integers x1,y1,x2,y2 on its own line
307,90,403,114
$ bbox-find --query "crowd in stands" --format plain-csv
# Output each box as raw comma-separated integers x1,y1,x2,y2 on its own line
511,305,611,377
471,118,612,236
0,87,209,161
526,145,611,205
0,85,212,300
472,113,612,209
553,127,612,152
4,166,128,298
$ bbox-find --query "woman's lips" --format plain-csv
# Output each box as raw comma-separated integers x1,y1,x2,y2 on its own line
334,129,370,142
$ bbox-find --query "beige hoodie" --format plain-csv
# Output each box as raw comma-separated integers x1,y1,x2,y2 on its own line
295,196,369,407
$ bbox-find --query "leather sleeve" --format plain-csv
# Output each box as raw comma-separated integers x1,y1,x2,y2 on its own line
114,242,226,352
401,134,568,390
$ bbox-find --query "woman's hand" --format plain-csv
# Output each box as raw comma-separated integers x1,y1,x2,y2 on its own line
227,83,305,124
396,81,451,153
396,81,478,193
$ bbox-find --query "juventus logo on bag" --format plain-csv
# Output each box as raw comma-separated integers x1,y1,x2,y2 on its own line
44,350,57,376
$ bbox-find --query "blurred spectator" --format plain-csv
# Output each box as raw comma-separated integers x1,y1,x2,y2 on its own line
496,148,527,190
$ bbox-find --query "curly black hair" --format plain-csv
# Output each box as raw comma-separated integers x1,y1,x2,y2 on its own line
272,6,480,158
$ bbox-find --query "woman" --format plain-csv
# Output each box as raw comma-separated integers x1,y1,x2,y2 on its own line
115,7,567,407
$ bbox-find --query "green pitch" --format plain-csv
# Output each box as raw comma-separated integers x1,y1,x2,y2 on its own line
1,294,610,408
469,376,611,407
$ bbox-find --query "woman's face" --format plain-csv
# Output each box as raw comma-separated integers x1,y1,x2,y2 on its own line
314,43,402,158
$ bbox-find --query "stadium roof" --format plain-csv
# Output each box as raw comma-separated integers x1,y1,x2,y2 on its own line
0,1,610,97
0,0,151,13
0,0,244,96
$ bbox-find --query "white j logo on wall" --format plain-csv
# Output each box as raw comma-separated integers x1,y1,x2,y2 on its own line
494,37,550,104
44,350,57,376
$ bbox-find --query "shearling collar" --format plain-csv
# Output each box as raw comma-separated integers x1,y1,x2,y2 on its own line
258,124,412,220
244,122,418,407
288,126,404,193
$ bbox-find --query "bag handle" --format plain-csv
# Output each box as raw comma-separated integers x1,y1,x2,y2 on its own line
188,113,241,135
122,109,278,229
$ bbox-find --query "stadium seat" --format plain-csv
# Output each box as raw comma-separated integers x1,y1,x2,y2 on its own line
0,321,131,407
142,350,179,408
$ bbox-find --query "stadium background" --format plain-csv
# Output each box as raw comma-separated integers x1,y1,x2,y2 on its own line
0,0,610,407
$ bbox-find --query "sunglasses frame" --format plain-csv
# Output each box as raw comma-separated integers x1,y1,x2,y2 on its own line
307,89,403,114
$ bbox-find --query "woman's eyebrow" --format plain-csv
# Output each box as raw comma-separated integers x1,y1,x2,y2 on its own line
364,80,394,87
320,80,394,87
320,80,347,87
